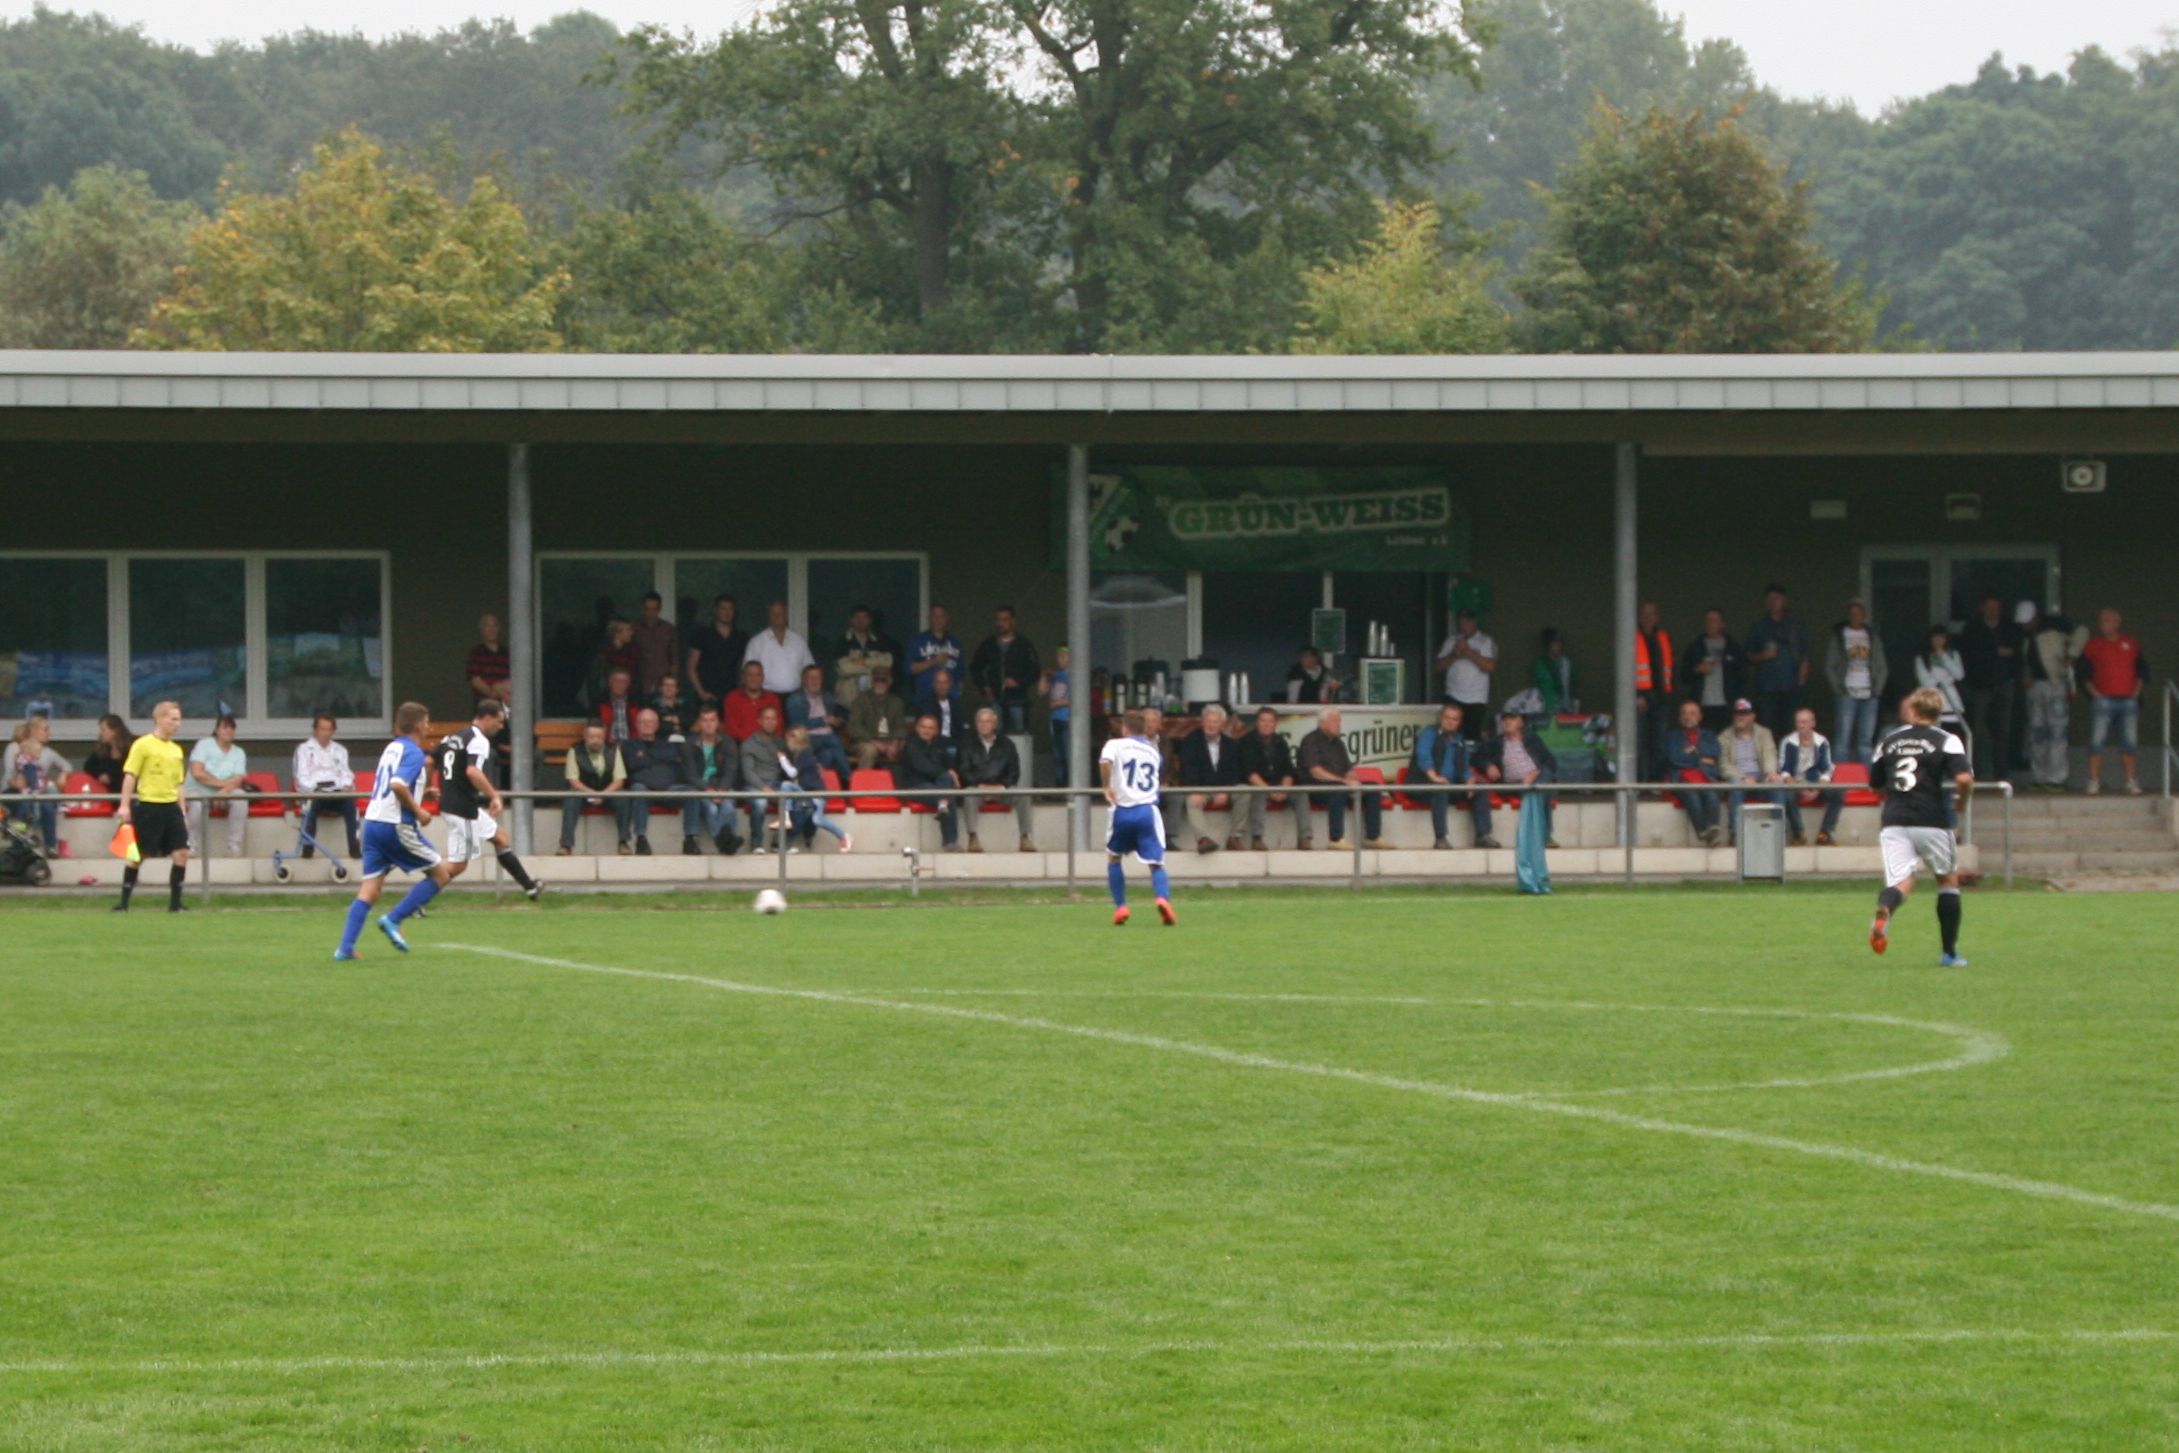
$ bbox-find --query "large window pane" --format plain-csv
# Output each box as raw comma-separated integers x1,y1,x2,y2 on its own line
805,557,920,672
1090,572,1188,701
672,558,789,656
1200,570,1324,707
129,558,244,718
540,557,656,716
266,558,384,720
0,558,108,719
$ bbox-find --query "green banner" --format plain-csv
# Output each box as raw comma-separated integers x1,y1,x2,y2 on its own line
1057,466,1469,574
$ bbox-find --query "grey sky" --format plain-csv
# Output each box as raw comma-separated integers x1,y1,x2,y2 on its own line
6,0,2174,113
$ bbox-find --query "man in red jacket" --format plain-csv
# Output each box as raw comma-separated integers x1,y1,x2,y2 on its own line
724,661,782,743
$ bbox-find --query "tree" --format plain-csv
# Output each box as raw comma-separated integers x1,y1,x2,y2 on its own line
614,0,1043,346
0,165,198,348
1012,0,1481,351
1291,200,1509,354
137,130,566,352
1420,0,1771,275
1516,104,1877,353
552,185,888,353
1801,49,2179,350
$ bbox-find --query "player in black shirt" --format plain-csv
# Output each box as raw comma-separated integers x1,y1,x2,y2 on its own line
1868,686,1975,965
435,700,544,901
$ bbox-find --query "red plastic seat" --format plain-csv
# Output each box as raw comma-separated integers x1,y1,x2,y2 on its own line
1661,767,1710,811
351,769,374,807
62,772,114,817
240,770,286,815
1834,762,1882,807
821,768,848,814
978,794,1016,814
1393,766,1428,811
848,768,902,813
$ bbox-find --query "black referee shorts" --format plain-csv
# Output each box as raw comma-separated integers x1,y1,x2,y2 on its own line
132,800,189,859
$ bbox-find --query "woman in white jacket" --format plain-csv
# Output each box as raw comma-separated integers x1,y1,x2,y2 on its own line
1913,624,1969,733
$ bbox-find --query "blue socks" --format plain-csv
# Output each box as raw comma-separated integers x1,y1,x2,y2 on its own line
1149,865,1171,900
1107,859,1127,907
386,876,441,924
338,898,370,956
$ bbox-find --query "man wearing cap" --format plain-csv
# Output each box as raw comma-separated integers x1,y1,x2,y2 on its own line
1474,707,1559,848
848,665,912,772
1718,697,1781,845
2021,601,2087,790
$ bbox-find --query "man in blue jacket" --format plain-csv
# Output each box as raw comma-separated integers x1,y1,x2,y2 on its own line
1412,703,1499,849
1665,698,1725,846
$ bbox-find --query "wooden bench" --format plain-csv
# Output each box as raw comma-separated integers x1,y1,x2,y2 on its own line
535,720,587,769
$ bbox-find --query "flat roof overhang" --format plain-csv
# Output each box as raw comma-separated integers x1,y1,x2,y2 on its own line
0,351,2174,455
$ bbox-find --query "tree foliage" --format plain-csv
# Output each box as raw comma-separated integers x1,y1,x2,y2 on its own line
617,0,1481,353
0,163,197,348
1,0,2172,353
137,130,566,352
1801,50,2179,349
1422,0,1769,272
1516,105,1877,353
1291,201,1509,354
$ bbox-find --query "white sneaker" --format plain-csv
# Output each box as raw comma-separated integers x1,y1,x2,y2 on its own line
838,833,854,853
2085,779,2102,796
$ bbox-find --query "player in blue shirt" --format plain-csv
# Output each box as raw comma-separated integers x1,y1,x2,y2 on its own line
1100,708,1176,927
334,701,455,961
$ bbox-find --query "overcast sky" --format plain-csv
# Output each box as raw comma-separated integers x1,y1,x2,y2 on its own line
7,0,2174,113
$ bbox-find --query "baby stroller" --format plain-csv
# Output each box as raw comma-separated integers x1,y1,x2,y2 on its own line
271,794,353,883
0,814,52,886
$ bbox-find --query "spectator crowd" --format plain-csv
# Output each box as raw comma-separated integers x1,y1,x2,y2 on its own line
2,583,2154,865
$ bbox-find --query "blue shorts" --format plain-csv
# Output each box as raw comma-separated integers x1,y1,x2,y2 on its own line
361,820,442,879
1106,802,1166,865
2090,697,2139,752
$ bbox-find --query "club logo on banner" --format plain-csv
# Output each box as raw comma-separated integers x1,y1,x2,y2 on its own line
1058,465,1469,574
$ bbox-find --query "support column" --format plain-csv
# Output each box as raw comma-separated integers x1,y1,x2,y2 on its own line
1066,443,1093,851
1613,442,1639,849
508,443,536,855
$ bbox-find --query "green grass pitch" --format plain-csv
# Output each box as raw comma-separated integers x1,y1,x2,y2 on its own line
3,884,2177,1451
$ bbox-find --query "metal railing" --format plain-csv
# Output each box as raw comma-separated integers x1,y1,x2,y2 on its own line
4,776,2014,900
2162,679,2177,801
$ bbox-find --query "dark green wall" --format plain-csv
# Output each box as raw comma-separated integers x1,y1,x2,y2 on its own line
6,439,2172,750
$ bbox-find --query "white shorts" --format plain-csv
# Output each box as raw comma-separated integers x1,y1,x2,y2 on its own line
445,811,499,864
1880,825,1956,886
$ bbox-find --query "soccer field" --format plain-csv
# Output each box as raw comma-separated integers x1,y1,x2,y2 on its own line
4,886,2176,1451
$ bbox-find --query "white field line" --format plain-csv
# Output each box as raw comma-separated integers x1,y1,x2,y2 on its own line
4,1328,2175,1378
880,989,2012,1098
441,946,2179,1225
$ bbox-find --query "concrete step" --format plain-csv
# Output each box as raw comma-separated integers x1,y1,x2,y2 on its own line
2007,850,2179,875
1978,829,2179,851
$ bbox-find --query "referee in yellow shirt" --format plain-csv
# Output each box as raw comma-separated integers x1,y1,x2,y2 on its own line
116,700,192,912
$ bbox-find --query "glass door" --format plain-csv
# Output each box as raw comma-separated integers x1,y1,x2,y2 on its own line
1861,545,2060,708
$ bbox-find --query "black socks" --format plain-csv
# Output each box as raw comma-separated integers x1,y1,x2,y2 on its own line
1877,886,1905,914
169,862,187,911
118,864,138,909
1936,888,1962,956
496,851,538,892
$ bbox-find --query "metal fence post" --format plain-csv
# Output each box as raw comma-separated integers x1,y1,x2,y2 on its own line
1350,786,1364,889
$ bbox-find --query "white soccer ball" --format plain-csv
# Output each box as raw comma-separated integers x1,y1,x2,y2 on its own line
753,888,788,916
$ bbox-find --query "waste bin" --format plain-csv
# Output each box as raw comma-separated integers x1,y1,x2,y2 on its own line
1738,799,1786,881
